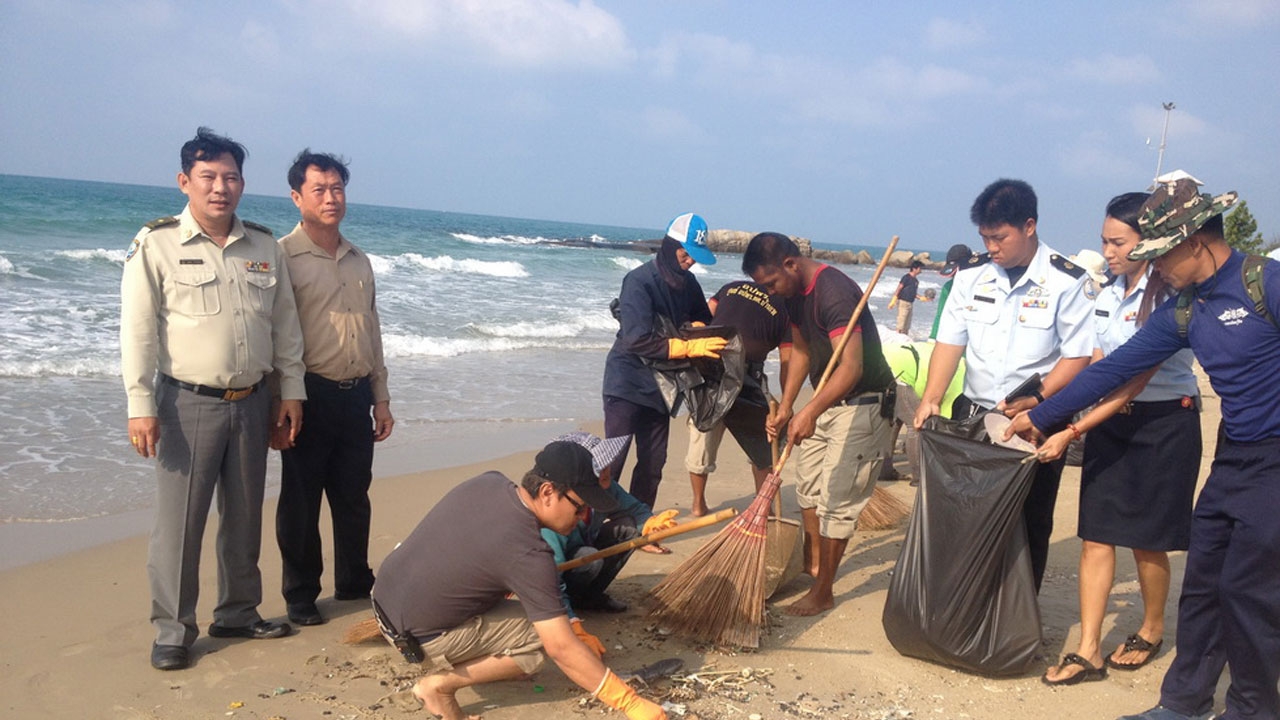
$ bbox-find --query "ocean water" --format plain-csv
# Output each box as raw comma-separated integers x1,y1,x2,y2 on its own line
0,174,939,525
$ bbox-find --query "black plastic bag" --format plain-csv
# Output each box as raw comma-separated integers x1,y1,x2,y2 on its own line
881,413,1042,676
644,317,745,432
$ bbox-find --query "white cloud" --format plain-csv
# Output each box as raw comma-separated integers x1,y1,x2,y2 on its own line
325,0,635,70
638,106,705,142
1058,130,1147,180
1066,53,1159,85
923,18,987,52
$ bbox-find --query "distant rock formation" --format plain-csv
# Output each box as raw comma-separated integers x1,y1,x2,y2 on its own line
704,229,939,269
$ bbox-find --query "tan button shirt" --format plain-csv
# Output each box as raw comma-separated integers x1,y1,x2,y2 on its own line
120,205,307,417
279,224,391,404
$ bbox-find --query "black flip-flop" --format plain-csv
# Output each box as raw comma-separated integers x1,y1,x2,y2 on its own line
1041,653,1108,686
1107,633,1163,670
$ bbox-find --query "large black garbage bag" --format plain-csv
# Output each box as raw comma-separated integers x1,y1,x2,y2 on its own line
645,317,744,432
881,413,1042,676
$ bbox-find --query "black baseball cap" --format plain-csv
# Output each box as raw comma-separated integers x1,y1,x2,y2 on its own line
533,441,619,512
941,243,974,275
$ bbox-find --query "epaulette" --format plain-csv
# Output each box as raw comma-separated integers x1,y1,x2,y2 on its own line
957,253,990,271
243,220,274,236
144,216,179,231
1049,253,1086,279
127,216,177,261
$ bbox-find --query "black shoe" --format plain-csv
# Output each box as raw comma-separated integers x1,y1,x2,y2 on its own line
334,590,371,601
151,643,189,671
579,593,629,613
207,620,292,639
287,602,326,626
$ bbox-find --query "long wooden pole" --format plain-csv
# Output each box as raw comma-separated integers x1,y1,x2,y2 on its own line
772,235,900,474
556,508,735,571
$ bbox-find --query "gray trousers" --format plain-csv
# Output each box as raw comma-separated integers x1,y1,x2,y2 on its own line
148,381,270,646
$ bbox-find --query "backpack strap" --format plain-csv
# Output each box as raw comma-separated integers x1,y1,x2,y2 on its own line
1174,288,1195,338
1242,254,1275,328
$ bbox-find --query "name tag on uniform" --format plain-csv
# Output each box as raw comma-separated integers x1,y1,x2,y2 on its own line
245,261,271,273
1095,309,1110,317
179,258,204,265
974,295,995,304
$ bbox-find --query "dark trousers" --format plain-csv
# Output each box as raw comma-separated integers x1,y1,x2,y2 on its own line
564,517,641,604
1160,435,1280,720
276,375,376,604
603,395,670,508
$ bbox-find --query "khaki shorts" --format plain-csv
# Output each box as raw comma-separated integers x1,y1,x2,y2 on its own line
895,300,914,334
792,401,891,540
409,599,547,675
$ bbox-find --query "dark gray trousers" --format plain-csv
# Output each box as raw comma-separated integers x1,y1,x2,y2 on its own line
147,381,270,646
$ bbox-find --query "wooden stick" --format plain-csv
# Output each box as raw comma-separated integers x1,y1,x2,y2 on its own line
773,235,900,475
556,508,735,571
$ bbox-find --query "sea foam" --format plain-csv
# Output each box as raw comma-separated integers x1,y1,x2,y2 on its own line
55,248,129,264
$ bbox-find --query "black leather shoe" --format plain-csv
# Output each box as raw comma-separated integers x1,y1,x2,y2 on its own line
334,589,371,601
287,602,326,626
151,643,189,670
207,620,292,639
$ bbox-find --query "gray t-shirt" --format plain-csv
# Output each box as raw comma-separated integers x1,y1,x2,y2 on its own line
372,472,566,640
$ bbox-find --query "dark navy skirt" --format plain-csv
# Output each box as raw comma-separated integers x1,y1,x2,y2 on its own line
1078,400,1201,550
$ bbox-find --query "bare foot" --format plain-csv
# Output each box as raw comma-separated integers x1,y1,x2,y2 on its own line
413,676,479,720
783,590,834,616
639,543,672,554
690,502,709,517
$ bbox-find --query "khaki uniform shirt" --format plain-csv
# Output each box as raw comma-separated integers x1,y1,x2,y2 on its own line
120,205,307,417
279,223,391,404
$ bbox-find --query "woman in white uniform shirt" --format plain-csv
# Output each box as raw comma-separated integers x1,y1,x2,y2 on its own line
1037,192,1202,685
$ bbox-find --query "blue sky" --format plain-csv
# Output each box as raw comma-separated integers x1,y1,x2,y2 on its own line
2,0,1277,255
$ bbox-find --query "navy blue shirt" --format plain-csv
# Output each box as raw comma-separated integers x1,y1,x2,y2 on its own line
603,260,712,412
1030,251,1280,443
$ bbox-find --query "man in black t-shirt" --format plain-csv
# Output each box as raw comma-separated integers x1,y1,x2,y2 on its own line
685,281,792,516
743,233,895,617
371,441,667,720
887,260,924,334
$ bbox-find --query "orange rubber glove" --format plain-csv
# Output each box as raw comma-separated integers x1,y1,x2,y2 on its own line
571,618,606,658
667,336,727,359
642,509,680,536
594,669,667,720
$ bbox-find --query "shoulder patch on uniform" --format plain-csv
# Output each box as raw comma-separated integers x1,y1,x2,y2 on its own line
144,216,179,231
1049,254,1086,279
243,220,274,236
957,253,990,272
127,216,177,261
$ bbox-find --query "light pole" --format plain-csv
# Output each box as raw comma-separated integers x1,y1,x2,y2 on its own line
1153,101,1175,183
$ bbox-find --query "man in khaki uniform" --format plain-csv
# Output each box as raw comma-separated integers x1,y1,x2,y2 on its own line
121,127,307,671
273,150,393,627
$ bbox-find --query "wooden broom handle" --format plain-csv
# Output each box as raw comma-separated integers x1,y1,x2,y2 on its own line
773,235,900,474
556,509,735,571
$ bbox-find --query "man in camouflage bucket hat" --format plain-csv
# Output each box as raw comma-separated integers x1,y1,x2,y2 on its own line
1006,173,1280,720
1129,176,1238,261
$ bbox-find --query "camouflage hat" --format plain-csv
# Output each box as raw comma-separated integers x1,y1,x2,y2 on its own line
1129,177,1237,261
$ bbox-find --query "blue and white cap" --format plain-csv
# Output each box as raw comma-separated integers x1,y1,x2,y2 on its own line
665,212,716,266
554,431,631,477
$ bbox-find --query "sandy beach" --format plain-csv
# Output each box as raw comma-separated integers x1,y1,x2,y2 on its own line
0,377,1229,720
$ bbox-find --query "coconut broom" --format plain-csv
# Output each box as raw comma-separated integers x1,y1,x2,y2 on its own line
646,236,903,648
341,509,735,645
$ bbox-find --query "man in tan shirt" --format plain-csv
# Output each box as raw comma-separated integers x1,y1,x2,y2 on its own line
273,150,393,627
121,127,307,671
